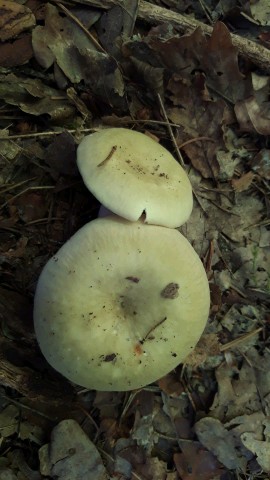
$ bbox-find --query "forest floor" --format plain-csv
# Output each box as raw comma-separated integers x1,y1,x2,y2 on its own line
0,0,270,479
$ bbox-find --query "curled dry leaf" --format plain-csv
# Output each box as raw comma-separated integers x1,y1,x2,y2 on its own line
0,0,36,41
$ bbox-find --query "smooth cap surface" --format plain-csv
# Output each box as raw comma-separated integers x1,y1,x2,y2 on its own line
34,216,210,391
77,128,193,228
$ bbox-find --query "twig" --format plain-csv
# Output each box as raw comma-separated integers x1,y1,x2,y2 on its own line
0,128,95,141
57,2,107,54
0,395,55,421
0,177,37,194
0,186,55,210
192,190,209,218
157,93,185,167
0,121,185,141
75,0,270,72
196,192,241,216
220,327,263,352
244,219,270,230
178,136,215,149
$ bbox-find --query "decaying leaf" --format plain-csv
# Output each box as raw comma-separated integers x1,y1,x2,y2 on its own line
235,96,270,135
210,361,262,421
45,132,78,177
241,430,270,473
0,0,36,41
32,3,125,105
0,35,33,67
185,333,221,367
167,75,225,179
250,148,270,179
0,404,43,443
195,417,247,470
231,171,255,192
39,419,108,479
250,0,270,26
174,443,224,480
0,73,75,121
145,22,252,103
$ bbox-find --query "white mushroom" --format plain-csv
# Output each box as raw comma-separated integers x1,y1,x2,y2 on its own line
77,128,193,228
34,216,210,391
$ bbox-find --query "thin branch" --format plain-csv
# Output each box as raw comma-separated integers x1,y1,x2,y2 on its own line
157,93,185,167
220,327,263,352
74,0,270,72
57,2,107,54
0,186,55,210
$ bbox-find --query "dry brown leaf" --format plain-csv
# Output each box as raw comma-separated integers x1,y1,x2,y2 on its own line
250,148,270,179
235,96,270,135
0,0,36,41
167,75,225,179
241,430,270,473
174,443,224,480
185,333,221,367
259,31,270,47
231,171,255,192
146,22,252,103
10,192,48,224
209,283,222,313
0,34,33,67
158,372,184,397
210,361,262,421
195,417,247,470
5,237,28,258
32,3,125,106
0,72,75,121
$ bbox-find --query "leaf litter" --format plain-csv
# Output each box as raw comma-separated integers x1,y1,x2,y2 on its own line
0,0,270,479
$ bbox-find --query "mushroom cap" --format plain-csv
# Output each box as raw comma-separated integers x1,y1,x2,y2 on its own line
77,128,193,228
34,216,210,391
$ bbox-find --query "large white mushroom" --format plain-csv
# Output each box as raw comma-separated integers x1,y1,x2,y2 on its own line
77,128,193,228
34,216,210,391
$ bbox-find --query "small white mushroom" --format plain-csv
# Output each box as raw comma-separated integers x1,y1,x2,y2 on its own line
34,216,210,391
77,128,193,228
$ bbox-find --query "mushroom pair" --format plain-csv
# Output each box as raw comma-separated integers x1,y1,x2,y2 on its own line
34,128,210,391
